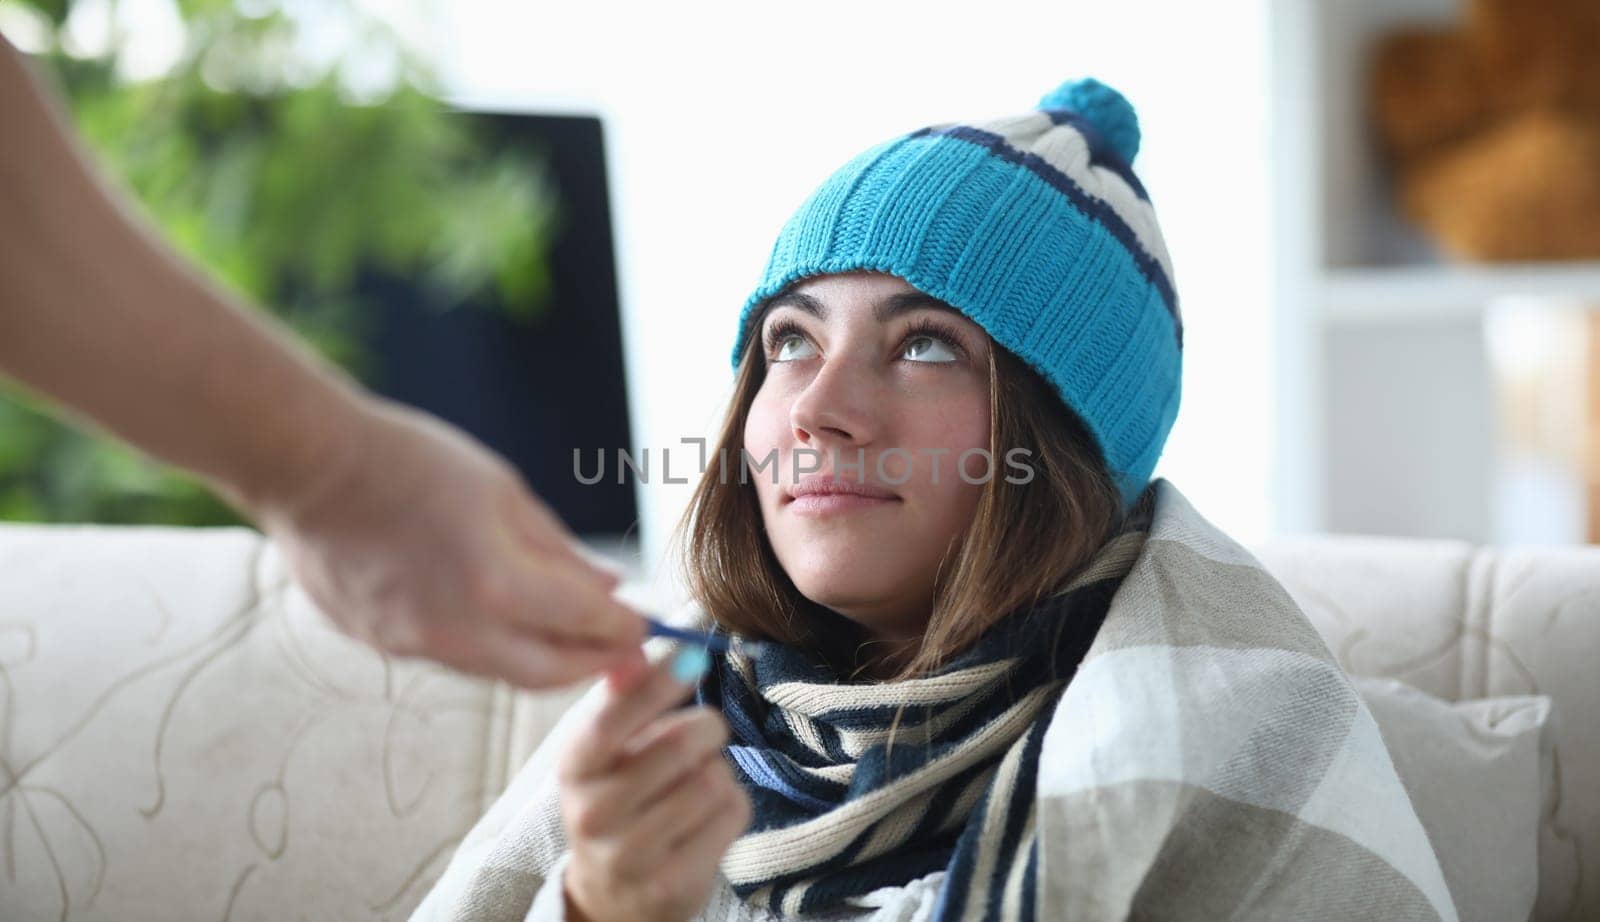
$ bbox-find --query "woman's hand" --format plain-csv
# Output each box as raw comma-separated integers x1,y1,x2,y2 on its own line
558,646,752,922
253,396,647,690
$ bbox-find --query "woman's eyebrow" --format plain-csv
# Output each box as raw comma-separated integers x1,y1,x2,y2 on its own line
766,290,961,323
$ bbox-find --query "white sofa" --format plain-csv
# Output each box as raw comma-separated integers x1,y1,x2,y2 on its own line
0,522,1594,921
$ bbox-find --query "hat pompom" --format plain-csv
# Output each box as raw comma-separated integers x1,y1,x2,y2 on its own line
1037,77,1141,166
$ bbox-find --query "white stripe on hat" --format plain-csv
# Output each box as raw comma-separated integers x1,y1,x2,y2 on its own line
980,111,1177,293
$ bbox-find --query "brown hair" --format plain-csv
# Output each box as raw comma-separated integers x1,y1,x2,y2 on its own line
666,287,1129,683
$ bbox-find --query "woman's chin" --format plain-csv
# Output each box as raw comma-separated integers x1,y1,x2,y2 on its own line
791,575,891,616
796,579,876,608
791,569,925,623
776,539,923,615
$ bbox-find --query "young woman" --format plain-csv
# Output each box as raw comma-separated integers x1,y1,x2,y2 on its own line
415,77,1456,922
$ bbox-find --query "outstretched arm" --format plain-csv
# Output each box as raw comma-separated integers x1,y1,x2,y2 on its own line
0,34,646,689
0,32,363,517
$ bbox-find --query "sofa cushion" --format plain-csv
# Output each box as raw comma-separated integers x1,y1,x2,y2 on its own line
0,524,512,920
1355,675,1552,922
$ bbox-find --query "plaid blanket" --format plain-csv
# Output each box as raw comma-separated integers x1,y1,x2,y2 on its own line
411,478,1458,921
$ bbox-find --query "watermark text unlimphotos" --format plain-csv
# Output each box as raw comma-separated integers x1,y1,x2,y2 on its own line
572,439,1036,486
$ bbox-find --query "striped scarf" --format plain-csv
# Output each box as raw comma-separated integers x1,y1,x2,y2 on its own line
695,498,1154,919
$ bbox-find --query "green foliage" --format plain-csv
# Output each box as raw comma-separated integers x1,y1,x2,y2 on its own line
0,0,561,525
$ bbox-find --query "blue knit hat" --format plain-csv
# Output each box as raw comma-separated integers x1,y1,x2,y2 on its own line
729,77,1183,513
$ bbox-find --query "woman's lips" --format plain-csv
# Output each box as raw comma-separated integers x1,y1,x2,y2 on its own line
785,494,901,515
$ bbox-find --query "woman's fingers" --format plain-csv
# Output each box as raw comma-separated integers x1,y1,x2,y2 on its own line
613,752,739,873
557,645,737,922
661,781,753,876
561,648,708,782
575,707,730,835
618,706,731,803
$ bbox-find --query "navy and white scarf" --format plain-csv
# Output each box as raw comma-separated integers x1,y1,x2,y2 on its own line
695,498,1154,919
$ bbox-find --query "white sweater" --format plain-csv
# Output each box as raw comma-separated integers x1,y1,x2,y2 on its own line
520,849,948,921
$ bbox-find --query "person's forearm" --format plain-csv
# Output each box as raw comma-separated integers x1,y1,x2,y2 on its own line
0,35,373,522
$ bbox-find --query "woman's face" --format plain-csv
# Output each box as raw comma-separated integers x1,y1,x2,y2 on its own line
743,270,993,647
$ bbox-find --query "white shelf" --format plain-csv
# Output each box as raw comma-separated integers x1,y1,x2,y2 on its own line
1271,0,1595,544
1321,264,1600,325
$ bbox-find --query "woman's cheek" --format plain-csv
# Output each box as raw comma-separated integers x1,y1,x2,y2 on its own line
742,403,787,503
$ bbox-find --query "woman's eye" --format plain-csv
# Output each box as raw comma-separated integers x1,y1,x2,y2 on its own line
773,334,816,362
903,334,959,363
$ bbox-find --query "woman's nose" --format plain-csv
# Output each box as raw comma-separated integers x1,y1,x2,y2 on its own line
789,356,878,447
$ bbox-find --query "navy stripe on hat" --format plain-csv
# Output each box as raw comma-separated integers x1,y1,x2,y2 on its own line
908,124,1182,347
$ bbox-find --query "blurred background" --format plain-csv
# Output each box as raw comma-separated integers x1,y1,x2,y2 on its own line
1,0,1595,590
